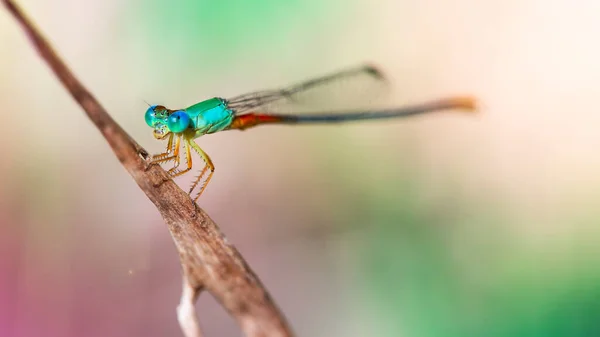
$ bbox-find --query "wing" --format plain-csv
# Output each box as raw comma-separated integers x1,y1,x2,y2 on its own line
226,64,390,115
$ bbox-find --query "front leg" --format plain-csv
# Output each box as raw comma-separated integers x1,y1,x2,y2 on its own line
150,133,175,162
152,135,181,167
168,140,193,177
152,135,183,175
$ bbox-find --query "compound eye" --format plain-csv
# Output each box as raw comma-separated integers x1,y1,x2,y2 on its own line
167,110,190,133
144,105,159,127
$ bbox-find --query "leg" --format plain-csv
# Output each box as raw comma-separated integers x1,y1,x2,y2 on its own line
150,133,175,162
188,140,215,201
152,135,181,170
169,140,193,178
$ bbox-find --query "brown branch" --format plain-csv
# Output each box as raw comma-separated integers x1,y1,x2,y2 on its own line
2,1,293,336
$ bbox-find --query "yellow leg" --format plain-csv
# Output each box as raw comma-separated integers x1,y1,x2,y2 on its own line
152,135,181,169
188,139,215,201
189,165,209,197
169,140,193,178
150,133,175,162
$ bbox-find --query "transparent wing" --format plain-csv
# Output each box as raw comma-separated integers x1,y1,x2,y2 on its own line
226,64,390,115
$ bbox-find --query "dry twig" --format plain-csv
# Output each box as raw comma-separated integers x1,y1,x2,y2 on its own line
2,1,293,336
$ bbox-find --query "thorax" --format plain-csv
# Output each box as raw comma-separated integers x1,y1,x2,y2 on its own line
185,98,234,136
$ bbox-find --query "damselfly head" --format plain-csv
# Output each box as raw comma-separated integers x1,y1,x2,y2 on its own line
145,105,173,139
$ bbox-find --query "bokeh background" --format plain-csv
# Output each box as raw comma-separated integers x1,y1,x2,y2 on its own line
2,0,600,336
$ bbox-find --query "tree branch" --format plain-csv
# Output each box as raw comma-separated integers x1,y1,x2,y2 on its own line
2,1,293,336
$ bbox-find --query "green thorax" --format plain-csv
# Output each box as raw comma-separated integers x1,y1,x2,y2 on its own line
185,97,234,136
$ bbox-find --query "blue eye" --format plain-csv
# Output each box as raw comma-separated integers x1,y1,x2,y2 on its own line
167,110,190,133
145,105,158,127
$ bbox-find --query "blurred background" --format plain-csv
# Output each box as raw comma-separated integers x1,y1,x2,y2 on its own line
2,0,600,336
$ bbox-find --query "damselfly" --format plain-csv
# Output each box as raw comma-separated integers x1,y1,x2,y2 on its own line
145,65,476,200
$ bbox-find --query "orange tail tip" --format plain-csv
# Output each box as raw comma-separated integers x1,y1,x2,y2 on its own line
439,96,478,113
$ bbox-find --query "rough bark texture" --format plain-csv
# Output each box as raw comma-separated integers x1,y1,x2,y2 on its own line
3,1,293,336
